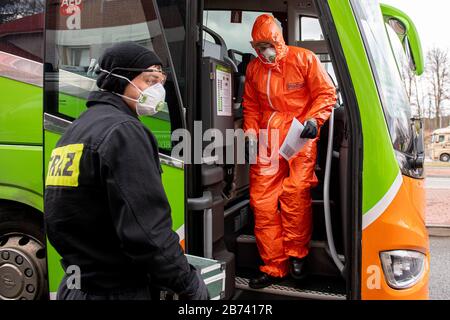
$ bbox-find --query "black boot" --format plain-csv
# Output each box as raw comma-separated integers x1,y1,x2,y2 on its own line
290,257,307,280
249,273,282,289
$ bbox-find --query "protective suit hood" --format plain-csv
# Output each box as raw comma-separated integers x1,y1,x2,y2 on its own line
251,14,288,66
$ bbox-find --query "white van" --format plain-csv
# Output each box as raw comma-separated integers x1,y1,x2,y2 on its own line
430,127,450,162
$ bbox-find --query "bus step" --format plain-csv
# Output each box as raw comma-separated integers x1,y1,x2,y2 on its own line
237,235,329,249
235,235,344,278
236,234,256,244
235,277,346,300
235,234,263,272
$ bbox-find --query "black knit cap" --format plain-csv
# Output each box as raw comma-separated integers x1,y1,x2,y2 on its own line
96,41,163,95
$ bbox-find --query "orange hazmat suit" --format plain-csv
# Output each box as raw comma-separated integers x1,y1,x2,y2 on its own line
243,14,337,277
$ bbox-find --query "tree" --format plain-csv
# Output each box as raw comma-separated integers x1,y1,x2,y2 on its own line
400,53,425,118
401,59,415,104
413,75,424,118
427,47,450,128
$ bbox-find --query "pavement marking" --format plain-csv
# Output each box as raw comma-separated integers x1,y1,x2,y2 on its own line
425,177,450,189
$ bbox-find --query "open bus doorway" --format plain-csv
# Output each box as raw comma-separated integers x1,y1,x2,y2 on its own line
191,0,354,300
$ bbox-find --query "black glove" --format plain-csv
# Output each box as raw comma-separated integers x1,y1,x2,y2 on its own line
179,265,209,300
300,119,318,139
245,137,258,164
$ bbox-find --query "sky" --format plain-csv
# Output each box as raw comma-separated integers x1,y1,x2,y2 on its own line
381,0,450,53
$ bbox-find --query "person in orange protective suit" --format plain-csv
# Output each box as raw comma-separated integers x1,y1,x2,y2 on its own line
243,14,337,289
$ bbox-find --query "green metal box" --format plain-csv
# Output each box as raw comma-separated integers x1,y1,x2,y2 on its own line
186,254,226,300
160,254,226,300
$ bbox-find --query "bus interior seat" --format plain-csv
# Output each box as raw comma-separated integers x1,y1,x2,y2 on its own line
203,25,256,113
202,25,228,60
202,26,247,109
238,53,255,75
203,40,223,60
228,49,256,115
201,25,251,202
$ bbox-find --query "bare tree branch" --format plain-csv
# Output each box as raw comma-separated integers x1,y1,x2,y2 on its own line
426,47,450,128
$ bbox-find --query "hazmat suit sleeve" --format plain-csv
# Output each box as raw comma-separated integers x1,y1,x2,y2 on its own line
302,51,337,128
243,62,261,138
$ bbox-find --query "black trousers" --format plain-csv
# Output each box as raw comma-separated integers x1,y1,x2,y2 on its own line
56,275,153,300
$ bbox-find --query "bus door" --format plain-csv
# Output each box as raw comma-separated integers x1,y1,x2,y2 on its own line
189,0,360,300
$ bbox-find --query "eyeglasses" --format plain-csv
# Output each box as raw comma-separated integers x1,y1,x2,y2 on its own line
250,41,274,50
108,67,168,85
142,69,167,86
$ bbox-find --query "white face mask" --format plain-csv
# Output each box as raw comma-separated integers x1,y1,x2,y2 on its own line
133,82,166,116
260,47,276,63
99,68,167,116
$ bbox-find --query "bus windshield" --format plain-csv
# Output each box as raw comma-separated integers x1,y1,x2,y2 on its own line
351,0,413,154
385,22,411,83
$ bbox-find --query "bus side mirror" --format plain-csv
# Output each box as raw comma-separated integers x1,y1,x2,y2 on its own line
412,153,425,170
410,117,425,169
380,4,424,76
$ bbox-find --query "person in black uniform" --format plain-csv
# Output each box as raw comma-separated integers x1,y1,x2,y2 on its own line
44,42,208,300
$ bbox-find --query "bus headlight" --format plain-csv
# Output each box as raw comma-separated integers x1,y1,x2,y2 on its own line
380,250,426,289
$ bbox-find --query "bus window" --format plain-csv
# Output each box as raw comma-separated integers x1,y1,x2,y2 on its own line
203,11,281,55
44,0,185,153
385,22,411,82
155,0,187,102
432,134,446,143
0,0,44,144
351,0,413,154
297,16,338,96
300,16,323,41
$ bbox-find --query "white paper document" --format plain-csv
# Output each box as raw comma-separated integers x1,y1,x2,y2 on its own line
279,118,308,160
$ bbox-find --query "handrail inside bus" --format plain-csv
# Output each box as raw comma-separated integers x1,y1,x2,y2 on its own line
324,107,345,272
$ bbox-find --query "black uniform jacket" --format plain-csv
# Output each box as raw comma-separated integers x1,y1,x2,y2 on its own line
45,91,196,294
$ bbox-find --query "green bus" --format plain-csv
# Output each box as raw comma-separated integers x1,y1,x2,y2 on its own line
0,0,428,300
